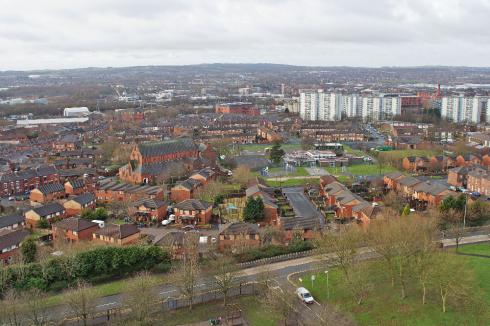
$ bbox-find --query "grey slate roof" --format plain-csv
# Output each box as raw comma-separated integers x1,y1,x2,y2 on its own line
32,202,65,217
37,183,65,195
71,193,95,205
220,222,259,235
174,199,211,211
0,229,29,251
93,224,140,239
138,139,196,157
132,198,167,209
53,217,98,232
0,214,25,229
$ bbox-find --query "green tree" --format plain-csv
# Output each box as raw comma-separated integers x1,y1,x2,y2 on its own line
243,197,265,223
402,204,411,216
21,238,37,264
94,207,108,220
36,219,49,229
269,140,285,164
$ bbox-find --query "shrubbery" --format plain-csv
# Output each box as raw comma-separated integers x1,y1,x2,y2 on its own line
0,245,170,295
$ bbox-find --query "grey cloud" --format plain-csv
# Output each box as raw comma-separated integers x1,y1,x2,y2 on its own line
0,0,490,70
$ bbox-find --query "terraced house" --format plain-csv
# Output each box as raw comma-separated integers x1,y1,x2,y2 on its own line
119,139,200,184
0,165,59,196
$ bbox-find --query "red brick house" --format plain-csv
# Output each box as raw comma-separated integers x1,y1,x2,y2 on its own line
173,199,212,226
52,217,99,242
467,168,490,196
0,214,25,232
170,178,202,203
63,193,97,216
25,203,66,228
215,102,259,116
93,224,141,245
0,229,29,265
218,222,261,252
0,166,59,196
245,184,279,225
64,179,91,195
30,183,66,203
383,172,404,191
448,166,469,188
131,198,168,223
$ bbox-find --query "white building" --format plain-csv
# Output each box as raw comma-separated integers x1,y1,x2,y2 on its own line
300,90,319,121
342,94,361,118
441,96,485,124
63,107,90,117
361,94,401,121
299,90,341,121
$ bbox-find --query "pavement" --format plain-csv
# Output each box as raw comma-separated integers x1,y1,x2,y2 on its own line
42,233,489,324
282,187,322,219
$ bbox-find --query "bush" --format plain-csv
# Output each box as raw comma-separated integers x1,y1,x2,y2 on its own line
0,245,170,296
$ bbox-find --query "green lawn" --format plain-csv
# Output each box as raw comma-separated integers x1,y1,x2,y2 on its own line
325,164,399,176
265,177,320,187
45,274,168,307
297,244,490,326
343,145,366,157
378,149,441,160
157,296,279,326
347,164,399,176
240,143,302,153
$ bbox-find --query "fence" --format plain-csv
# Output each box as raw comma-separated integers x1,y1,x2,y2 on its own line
238,249,318,268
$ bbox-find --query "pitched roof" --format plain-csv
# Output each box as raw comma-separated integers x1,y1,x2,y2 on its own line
280,216,323,231
220,222,259,235
0,229,29,251
0,214,25,229
37,183,65,195
53,217,98,232
132,198,167,209
137,139,196,157
67,179,85,189
31,202,65,217
384,172,404,180
71,193,95,205
174,199,211,211
174,178,202,190
93,224,140,239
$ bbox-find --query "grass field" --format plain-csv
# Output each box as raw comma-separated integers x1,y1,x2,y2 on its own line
297,243,490,326
325,164,399,176
45,273,169,307
265,177,320,187
240,143,302,153
378,149,442,160
343,145,367,157
155,296,279,326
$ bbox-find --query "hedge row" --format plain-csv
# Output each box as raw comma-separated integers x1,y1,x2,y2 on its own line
0,245,170,294
236,241,314,262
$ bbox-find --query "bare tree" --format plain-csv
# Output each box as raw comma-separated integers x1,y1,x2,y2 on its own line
231,165,254,187
174,233,200,311
367,220,399,287
212,256,240,307
0,289,23,326
344,263,373,305
64,282,99,326
123,271,159,325
23,288,49,326
195,180,227,203
263,286,298,326
317,226,363,281
432,252,473,313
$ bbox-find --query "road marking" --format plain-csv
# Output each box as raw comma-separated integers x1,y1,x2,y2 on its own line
160,290,177,295
96,302,118,308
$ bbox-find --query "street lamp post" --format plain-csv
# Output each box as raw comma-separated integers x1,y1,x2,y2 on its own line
324,270,329,300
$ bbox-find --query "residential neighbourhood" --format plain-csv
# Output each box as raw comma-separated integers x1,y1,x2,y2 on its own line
1,9,490,324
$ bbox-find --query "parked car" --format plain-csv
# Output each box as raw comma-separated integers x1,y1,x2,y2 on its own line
182,225,196,231
162,219,172,226
296,287,314,304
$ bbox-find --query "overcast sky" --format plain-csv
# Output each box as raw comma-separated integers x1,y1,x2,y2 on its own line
1,0,490,70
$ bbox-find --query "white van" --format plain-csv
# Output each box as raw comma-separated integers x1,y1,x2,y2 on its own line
91,220,105,228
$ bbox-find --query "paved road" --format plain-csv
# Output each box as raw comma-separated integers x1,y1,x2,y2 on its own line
282,187,322,219
44,233,490,324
